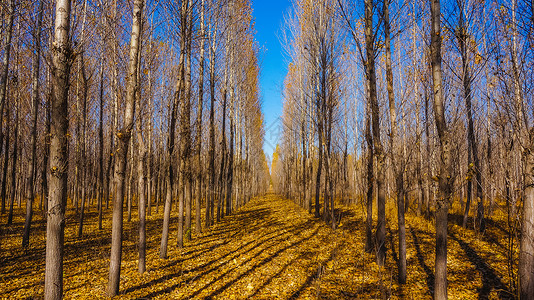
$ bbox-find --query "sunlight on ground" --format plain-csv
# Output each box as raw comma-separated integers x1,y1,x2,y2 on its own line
0,195,517,299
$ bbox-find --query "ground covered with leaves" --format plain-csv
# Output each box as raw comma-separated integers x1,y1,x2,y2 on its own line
0,194,518,299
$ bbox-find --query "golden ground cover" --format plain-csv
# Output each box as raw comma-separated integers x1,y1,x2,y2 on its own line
0,194,517,299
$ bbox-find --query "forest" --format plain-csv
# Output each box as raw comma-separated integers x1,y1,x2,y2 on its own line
0,0,533,299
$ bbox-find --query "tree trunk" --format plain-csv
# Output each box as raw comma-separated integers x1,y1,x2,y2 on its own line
1,104,10,216
7,102,17,226
430,0,452,298
136,36,147,274
41,67,52,218
315,118,323,219
178,0,193,247
365,0,386,266
195,0,206,235
107,0,144,295
364,112,374,253
136,118,147,274
520,131,534,300
383,0,405,283
218,65,228,222
0,0,15,156
160,43,184,258
98,44,105,230
207,25,217,229
226,117,234,216
44,0,72,298
184,1,193,241
22,0,44,248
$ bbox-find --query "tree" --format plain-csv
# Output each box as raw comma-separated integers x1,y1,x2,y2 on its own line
22,0,44,248
0,0,15,163
430,0,452,298
195,0,207,236
108,0,144,295
383,0,406,283
44,0,72,298
364,0,386,266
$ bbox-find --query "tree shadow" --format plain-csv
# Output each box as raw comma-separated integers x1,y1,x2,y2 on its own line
409,226,434,298
125,221,294,295
450,233,514,299
141,219,318,299
288,242,339,299
124,205,283,295
204,225,320,299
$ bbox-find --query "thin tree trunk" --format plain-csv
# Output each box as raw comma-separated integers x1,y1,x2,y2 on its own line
98,44,105,230
315,118,323,219
0,0,15,156
430,0,452,298
7,104,17,226
178,0,192,247
107,0,144,295
22,0,44,247
383,0,405,283
136,34,147,274
218,71,228,222
41,66,52,218
226,117,234,216
521,133,534,300
184,1,193,241
207,25,216,228
364,112,374,253
160,45,184,258
194,0,206,236
1,105,10,216
365,0,386,266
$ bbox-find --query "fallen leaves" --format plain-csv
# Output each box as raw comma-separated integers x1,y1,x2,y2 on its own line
0,194,518,299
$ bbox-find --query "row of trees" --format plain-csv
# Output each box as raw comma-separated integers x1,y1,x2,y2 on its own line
272,0,533,298
0,0,269,298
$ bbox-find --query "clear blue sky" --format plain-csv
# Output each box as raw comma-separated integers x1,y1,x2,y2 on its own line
251,0,291,161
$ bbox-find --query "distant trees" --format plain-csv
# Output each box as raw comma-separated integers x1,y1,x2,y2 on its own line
276,0,343,230
276,0,534,298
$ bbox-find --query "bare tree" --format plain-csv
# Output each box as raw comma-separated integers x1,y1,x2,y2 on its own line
44,0,72,298
430,0,452,298
22,0,44,248
107,0,144,295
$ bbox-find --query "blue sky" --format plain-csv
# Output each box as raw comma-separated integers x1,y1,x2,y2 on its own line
251,0,292,161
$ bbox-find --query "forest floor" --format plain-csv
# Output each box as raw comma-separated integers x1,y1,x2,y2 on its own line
0,193,518,299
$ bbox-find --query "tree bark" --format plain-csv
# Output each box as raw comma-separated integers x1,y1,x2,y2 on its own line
430,0,452,298
207,24,217,228
7,96,18,226
194,0,206,236
98,43,105,230
365,0,386,266
136,31,147,274
107,0,144,295
1,104,10,216
0,0,15,156
44,0,72,298
364,110,374,253
178,0,193,247
520,131,534,300
383,0,406,283
22,0,44,247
